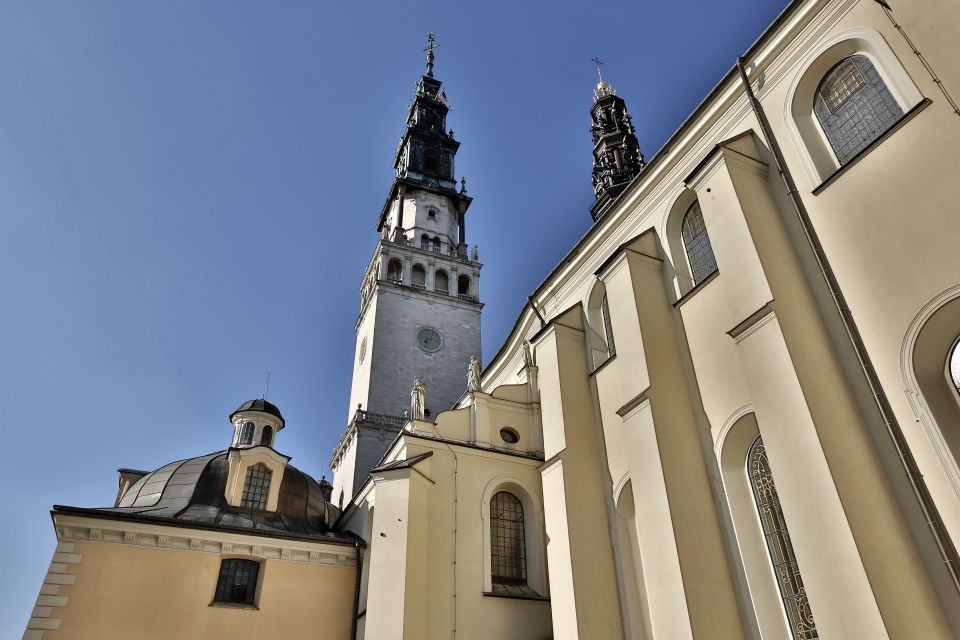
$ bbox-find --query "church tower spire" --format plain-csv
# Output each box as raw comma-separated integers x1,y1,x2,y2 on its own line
330,36,483,507
588,60,645,221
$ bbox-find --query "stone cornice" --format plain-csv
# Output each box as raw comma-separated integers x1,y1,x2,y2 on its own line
52,512,358,567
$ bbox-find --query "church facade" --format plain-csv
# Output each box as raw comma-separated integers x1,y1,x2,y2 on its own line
24,0,960,638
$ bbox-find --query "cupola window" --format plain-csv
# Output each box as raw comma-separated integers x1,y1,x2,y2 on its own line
238,421,255,446
260,426,273,447
241,463,272,511
214,558,260,606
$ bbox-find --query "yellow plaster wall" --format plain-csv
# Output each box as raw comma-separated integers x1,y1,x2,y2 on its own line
47,542,355,640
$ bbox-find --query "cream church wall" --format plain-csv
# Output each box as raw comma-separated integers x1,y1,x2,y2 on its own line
32,538,356,640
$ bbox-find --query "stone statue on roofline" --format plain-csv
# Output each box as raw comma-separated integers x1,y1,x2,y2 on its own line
522,340,535,368
467,355,482,392
410,378,426,421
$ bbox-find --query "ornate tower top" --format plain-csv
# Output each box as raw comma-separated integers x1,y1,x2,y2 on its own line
377,34,471,232
588,59,645,222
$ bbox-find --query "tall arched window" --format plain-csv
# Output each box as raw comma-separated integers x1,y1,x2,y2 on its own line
490,491,527,585
814,55,902,166
420,235,430,250
412,264,426,289
214,559,260,605
435,270,449,294
748,437,817,640
386,259,403,284
423,149,440,174
951,340,960,393
601,294,616,357
238,421,255,446
681,201,717,285
241,463,272,511
458,275,471,296
432,237,441,252
260,425,273,447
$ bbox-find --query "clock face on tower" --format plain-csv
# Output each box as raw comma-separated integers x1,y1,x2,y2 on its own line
416,327,442,352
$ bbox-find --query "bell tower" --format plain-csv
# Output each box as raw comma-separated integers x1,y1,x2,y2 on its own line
588,59,645,221
330,35,483,506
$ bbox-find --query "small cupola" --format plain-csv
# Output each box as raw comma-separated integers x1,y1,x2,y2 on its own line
229,398,285,449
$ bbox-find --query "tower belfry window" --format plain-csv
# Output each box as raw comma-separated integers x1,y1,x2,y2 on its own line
241,464,272,511
238,421,255,446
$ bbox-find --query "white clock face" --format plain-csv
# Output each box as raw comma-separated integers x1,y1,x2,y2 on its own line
416,327,442,352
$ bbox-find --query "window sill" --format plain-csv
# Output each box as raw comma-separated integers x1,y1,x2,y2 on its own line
812,98,931,195
482,591,550,602
209,602,259,610
674,269,719,308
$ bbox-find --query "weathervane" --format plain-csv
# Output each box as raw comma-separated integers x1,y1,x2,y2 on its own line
425,33,438,77
590,57,605,82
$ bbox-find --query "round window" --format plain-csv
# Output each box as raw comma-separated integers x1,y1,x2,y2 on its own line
499,427,520,444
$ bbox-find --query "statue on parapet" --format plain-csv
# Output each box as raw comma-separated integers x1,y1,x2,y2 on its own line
410,378,426,421
467,355,482,392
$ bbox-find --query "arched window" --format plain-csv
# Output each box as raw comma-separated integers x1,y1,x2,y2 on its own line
435,270,449,294
458,275,471,296
420,235,430,250
432,237,441,252
412,264,426,289
214,559,260,605
490,491,527,585
681,201,717,285
427,209,437,220
387,259,403,284
241,463,272,511
601,294,616,357
260,425,273,447
238,421,255,446
951,340,960,393
814,55,903,166
748,437,817,640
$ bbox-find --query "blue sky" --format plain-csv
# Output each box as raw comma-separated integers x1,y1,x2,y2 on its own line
0,0,788,632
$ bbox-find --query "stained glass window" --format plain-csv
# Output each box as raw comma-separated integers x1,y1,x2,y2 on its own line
814,55,903,166
241,463,272,511
748,437,818,640
681,201,717,285
490,491,527,584
601,294,616,357
214,559,259,605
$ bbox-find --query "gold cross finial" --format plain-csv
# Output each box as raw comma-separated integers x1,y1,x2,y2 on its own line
590,57,605,82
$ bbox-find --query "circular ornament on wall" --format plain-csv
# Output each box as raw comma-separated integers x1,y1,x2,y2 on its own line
416,327,442,352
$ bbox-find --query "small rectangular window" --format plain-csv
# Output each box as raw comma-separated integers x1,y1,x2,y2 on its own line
214,559,260,606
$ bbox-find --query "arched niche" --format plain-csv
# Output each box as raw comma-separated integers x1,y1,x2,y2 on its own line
614,479,651,640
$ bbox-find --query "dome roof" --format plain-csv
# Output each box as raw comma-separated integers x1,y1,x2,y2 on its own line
86,451,343,540
231,398,284,427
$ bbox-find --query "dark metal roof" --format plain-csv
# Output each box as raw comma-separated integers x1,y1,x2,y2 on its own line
230,398,285,427
369,451,433,473
66,451,348,542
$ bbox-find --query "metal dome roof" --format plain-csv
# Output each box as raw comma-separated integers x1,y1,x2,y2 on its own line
71,451,346,541
230,398,285,427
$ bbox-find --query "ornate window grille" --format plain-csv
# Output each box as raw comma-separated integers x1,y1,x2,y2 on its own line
238,421,254,446
241,464,272,511
601,294,616,357
814,55,903,166
214,558,260,605
681,201,718,285
490,491,527,584
748,437,818,640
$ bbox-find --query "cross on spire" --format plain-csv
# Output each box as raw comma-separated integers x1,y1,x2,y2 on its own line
424,33,438,77
590,57,605,82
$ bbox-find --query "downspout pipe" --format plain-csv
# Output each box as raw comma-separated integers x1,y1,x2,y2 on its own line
352,542,362,639
735,56,960,595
